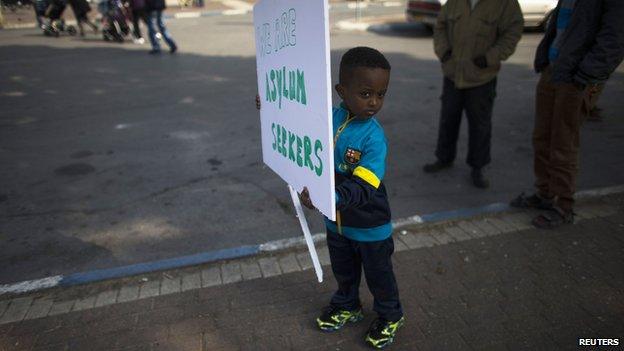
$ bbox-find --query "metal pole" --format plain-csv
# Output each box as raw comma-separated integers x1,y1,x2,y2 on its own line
356,0,361,22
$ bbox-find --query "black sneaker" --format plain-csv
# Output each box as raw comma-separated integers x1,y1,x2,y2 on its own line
316,306,363,332
532,207,574,229
365,317,405,349
471,168,489,189
510,192,554,210
423,160,452,173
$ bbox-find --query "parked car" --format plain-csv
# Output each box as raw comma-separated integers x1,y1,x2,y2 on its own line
406,0,558,30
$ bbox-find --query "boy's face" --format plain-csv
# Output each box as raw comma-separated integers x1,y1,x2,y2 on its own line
336,67,390,120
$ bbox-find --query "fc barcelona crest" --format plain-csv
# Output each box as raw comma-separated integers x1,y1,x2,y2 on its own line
344,148,362,165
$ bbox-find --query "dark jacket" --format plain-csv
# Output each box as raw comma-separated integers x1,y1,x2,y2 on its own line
68,0,91,17
145,0,165,11
130,0,145,11
535,0,624,85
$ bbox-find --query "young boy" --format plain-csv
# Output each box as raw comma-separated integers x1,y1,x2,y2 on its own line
258,47,403,348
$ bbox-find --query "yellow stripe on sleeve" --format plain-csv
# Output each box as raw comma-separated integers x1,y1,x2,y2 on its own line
353,166,381,189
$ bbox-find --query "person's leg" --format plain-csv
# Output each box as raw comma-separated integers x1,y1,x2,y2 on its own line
533,67,556,199
131,8,142,38
146,10,160,52
327,230,362,311
155,10,177,51
464,78,496,170
433,77,465,165
77,18,85,36
360,237,402,322
548,82,584,213
361,237,403,349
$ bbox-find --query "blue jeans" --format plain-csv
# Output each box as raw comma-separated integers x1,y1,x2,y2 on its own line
147,10,177,51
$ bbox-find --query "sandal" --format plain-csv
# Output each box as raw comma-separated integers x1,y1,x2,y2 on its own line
510,192,554,210
531,208,574,229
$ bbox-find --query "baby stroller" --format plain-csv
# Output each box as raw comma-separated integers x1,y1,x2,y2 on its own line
42,0,77,37
98,0,130,42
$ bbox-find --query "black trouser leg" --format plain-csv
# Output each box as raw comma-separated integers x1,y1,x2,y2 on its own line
435,77,465,164
360,237,402,322
464,78,497,169
132,9,143,38
328,230,362,311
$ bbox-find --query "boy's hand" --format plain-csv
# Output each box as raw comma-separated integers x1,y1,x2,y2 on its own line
298,187,315,210
255,94,261,110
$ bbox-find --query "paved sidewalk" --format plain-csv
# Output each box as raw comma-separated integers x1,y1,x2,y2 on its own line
1,193,623,350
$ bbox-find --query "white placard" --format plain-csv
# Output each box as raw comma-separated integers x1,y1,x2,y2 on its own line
253,0,335,220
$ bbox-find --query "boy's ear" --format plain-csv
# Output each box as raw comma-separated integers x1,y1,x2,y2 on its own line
335,84,344,99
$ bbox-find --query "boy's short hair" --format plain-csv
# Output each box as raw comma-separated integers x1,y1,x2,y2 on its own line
339,46,391,85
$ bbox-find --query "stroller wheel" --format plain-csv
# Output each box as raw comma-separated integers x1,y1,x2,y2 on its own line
67,26,77,36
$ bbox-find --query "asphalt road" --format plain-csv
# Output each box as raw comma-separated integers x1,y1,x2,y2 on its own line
1,5,623,284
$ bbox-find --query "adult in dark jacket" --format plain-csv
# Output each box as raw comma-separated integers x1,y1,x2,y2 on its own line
68,0,98,36
145,0,177,54
511,0,624,228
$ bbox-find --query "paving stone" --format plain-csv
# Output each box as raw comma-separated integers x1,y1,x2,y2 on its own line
139,280,160,299
502,212,534,230
429,228,456,245
457,220,486,238
472,218,503,236
0,297,33,324
160,276,181,295
95,290,119,308
278,254,301,274
400,231,438,249
72,295,96,311
117,285,140,303
47,299,75,316
24,298,54,320
0,300,10,319
393,235,410,251
258,257,281,277
200,266,222,287
221,262,243,284
317,246,331,266
240,260,262,280
181,272,202,291
296,252,313,270
487,216,518,232
444,225,472,242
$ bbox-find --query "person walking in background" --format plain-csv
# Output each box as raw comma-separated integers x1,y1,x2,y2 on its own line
68,0,98,36
424,0,523,188
145,0,177,54
128,0,147,44
511,0,624,228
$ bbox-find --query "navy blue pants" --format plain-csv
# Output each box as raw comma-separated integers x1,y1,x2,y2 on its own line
327,229,403,322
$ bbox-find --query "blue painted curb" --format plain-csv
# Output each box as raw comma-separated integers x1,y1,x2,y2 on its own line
59,245,259,287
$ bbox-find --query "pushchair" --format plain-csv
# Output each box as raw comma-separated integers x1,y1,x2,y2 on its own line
41,0,77,37
98,0,130,42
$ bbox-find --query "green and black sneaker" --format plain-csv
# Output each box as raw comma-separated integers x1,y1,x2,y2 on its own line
365,317,405,349
316,305,364,332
